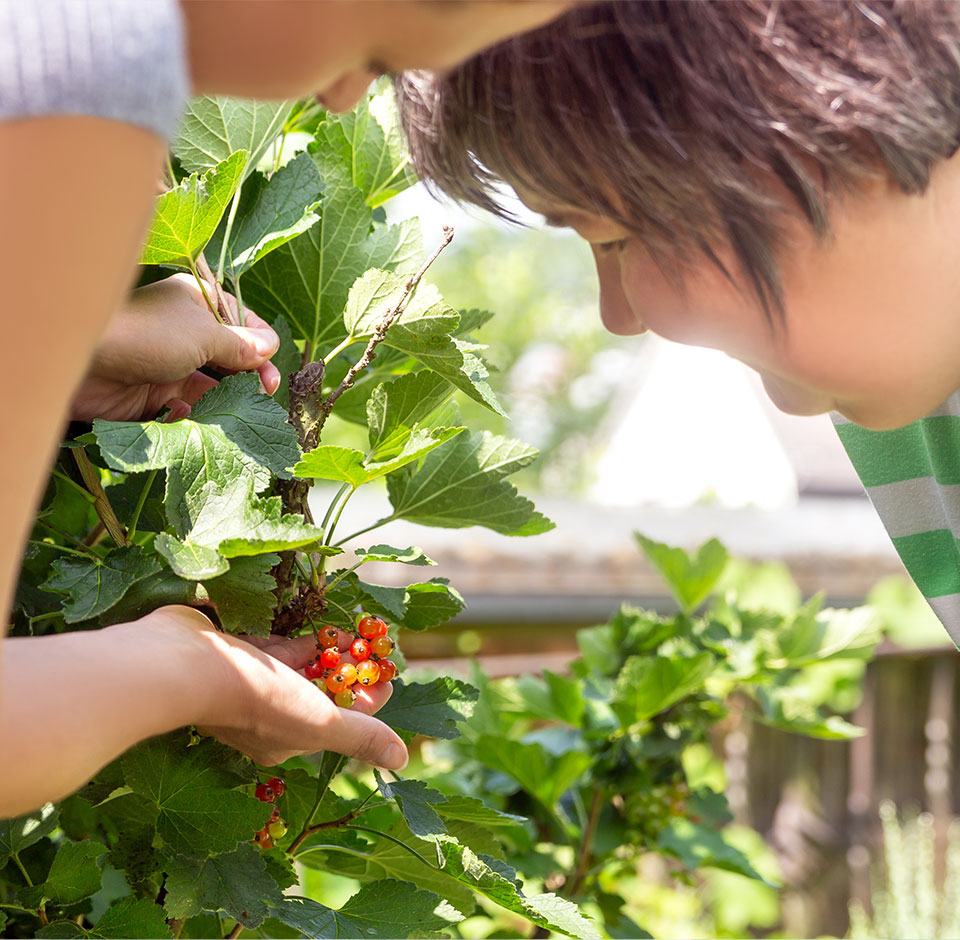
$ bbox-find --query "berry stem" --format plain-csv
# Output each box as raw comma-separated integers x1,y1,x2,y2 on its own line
568,788,604,896
224,922,243,940
286,799,390,856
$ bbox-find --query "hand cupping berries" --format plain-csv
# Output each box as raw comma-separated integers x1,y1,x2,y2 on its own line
305,614,400,708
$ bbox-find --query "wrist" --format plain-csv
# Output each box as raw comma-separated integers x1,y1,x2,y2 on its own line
126,606,241,731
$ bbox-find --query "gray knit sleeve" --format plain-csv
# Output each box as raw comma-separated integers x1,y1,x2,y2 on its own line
0,0,188,141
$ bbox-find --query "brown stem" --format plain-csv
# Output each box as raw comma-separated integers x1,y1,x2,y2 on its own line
195,253,239,327
286,807,364,856
315,225,454,436
71,449,129,548
569,789,604,897
224,923,243,940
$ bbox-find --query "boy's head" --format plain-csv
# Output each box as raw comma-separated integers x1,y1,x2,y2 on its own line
396,1,960,430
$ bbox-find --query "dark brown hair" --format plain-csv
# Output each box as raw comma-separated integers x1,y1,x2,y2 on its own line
395,1,960,320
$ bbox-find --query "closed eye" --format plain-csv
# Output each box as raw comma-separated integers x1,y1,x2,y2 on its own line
597,238,629,253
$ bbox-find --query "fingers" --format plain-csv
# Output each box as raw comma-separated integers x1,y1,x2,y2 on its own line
319,705,408,770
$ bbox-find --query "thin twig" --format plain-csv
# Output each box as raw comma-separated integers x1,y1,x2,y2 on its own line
286,799,385,857
71,449,129,548
316,226,454,431
225,923,243,940
569,789,604,897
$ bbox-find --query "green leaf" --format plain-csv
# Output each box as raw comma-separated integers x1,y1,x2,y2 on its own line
403,579,465,631
657,819,777,885
153,534,228,580
751,686,865,740
208,152,323,276
474,736,591,809
375,771,448,839
243,139,420,354
434,795,527,836
173,97,290,176
88,897,173,939
94,374,320,560
344,270,458,339
202,554,279,635
386,431,553,536
355,545,435,566
0,804,59,866
366,372,455,459
772,604,881,667
42,546,162,623
319,84,418,207
163,842,283,928
121,732,271,856
612,653,716,725
141,151,247,266
293,422,462,489
37,840,107,906
502,671,585,725
634,533,728,612
375,677,479,740
268,879,460,939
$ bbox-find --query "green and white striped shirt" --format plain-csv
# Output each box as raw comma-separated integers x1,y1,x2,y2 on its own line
834,403,960,649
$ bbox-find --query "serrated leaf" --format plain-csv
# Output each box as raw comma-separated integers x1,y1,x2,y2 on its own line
173,97,290,176
93,375,320,561
751,686,865,740
367,371,455,459
154,534,228,579
37,840,107,906
355,545,435,566
207,152,323,276
344,270,458,339
657,819,777,885
503,671,585,726
403,579,465,631
635,533,728,612
243,139,420,355
612,653,716,725
163,842,283,928
319,84,418,207
0,804,59,866
294,424,464,487
268,879,460,939
88,897,173,939
435,796,528,843
375,771,448,839
141,151,247,266
121,732,271,856
386,431,553,536
474,736,591,809
202,554,279,635
375,677,479,740
42,546,162,623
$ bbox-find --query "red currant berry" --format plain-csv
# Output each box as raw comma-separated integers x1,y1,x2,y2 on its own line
326,672,348,694
319,648,341,670
357,660,381,686
253,826,273,849
317,625,340,649
334,688,356,708
338,663,358,686
269,806,280,822
371,634,394,658
267,777,285,799
350,637,371,661
304,659,325,680
254,783,276,803
357,615,387,639
378,659,397,682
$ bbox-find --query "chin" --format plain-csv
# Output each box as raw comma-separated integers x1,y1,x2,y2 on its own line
759,376,834,418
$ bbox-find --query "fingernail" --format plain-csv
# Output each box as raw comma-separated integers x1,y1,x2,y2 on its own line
253,331,279,357
382,742,408,771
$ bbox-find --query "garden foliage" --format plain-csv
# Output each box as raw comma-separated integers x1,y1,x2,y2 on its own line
1,87,879,939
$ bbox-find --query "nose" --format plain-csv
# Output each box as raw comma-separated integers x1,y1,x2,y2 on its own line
591,245,646,336
316,68,381,113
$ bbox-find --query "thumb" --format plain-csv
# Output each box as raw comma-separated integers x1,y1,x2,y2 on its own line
207,323,280,373
320,708,409,771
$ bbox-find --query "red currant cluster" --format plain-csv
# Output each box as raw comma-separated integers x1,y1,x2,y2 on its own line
252,776,287,850
303,615,398,709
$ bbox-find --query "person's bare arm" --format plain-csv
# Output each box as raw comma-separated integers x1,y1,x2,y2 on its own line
1,606,406,818
0,116,164,621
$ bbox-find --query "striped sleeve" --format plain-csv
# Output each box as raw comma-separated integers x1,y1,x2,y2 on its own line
833,395,960,648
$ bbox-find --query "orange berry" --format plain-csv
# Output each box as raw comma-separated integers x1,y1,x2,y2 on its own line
317,625,340,649
357,660,381,686
338,663,357,686
371,635,394,658
378,659,397,682
326,672,347,694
